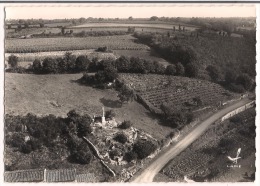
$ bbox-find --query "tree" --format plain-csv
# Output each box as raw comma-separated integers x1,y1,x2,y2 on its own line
39,23,44,28
109,149,121,160
64,52,76,72
24,22,29,29
150,16,159,21
70,149,92,164
113,132,128,144
67,109,80,122
128,16,133,20
225,69,237,84
124,151,137,162
118,120,133,129
60,27,65,35
8,55,18,68
206,65,221,82
160,103,172,120
236,73,253,91
77,115,93,137
32,59,42,73
130,57,145,73
165,64,177,75
153,61,166,74
117,85,136,104
103,66,118,82
176,62,185,76
105,110,116,119
75,55,90,72
42,57,58,73
185,62,199,78
57,57,67,73
133,139,158,159
116,56,131,72
144,60,156,73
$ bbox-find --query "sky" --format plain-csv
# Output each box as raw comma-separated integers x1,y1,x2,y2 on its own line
5,4,256,19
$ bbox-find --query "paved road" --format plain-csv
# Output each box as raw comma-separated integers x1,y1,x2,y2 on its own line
131,98,252,182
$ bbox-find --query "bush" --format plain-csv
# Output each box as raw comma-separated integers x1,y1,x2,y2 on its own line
165,64,177,75
42,57,58,73
176,62,185,76
124,151,137,162
32,59,42,73
105,110,116,119
117,85,136,103
70,150,92,164
109,149,121,160
206,65,221,82
185,62,199,78
21,144,32,154
96,46,108,52
114,132,128,144
228,83,246,93
225,70,237,84
236,73,253,91
230,115,243,123
8,55,18,68
133,139,158,159
118,120,133,129
75,55,90,72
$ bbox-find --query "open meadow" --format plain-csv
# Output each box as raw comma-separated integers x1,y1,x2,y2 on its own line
5,35,149,53
5,73,174,140
72,23,199,31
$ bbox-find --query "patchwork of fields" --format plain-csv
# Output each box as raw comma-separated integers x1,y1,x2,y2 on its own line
5,35,149,53
119,74,238,114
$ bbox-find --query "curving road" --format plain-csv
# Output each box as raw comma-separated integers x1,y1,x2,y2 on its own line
131,98,252,182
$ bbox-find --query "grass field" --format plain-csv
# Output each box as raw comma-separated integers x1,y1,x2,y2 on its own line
5,73,174,140
160,107,256,182
5,35,149,53
72,23,199,31
6,27,62,38
113,49,171,66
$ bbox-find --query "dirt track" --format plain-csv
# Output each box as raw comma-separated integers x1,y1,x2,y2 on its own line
131,98,252,182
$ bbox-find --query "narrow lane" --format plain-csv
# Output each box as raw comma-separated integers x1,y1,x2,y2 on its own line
132,98,252,182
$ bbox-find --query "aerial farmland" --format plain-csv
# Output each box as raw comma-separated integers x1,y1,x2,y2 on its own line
4,5,256,183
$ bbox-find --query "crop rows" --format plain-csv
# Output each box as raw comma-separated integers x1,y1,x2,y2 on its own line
120,74,235,112
163,152,213,180
5,35,149,53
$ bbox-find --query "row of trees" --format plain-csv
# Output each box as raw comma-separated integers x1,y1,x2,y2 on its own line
8,51,199,80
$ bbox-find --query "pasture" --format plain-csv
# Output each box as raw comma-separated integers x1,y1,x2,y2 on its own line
72,23,199,31
113,49,171,66
5,35,149,53
5,73,174,140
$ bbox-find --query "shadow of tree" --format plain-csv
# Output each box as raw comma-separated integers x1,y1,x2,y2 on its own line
100,97,122,108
